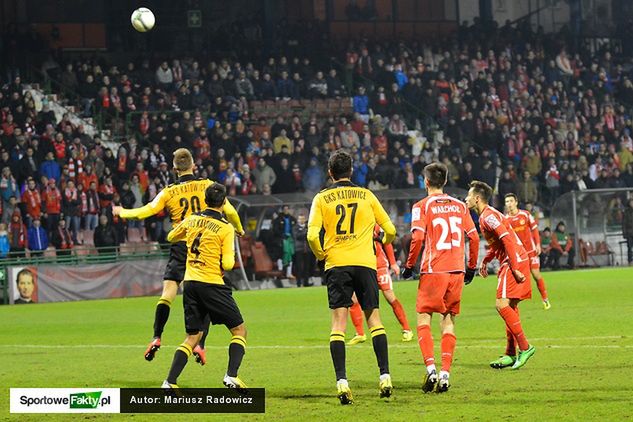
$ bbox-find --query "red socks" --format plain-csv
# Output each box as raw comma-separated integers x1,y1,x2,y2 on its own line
440,333,456,372
498,306,529,351
536,278,548,301
417,324,435,366
390,299,410,331
505,326,516,356
350,302,364,336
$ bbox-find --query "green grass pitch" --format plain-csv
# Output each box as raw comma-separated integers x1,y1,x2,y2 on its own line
1,267,632,421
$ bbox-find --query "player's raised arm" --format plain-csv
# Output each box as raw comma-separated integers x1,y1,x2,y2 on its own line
115,190,167,220
307,195,325,261
166,218,188,243
370,192,396,244
222,199,244,235
221,227,236,271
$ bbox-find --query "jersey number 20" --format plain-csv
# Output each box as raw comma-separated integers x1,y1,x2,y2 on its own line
180,196,202,221
432,217,462,250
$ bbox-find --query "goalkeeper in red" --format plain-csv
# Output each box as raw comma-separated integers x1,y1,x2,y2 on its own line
465,181,536,370
400,162,479,393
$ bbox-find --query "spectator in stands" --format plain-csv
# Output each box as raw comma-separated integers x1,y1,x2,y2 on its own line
252,157,276,193
22,177,41,227
62,180,81,244
84,181,100,230
303,156,325,193
40,152,60,183
155,61,173,91
27,218,48,257
292,213,313,287
353,86,369,121
94,214,118,255
9,210,27,258
550,221,574,269
17,146,38,184
0,166,18,207
42,178,61,235
1,196,18,226
52,219,73,256
0,223,9,258
623,198,633,265
517,170,538,205
98,176,116,209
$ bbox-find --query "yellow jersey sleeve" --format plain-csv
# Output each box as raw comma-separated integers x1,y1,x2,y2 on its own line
166,218,187,243
307,194,325,261
119,189,168,220
223,199,244,234
221,226,236,271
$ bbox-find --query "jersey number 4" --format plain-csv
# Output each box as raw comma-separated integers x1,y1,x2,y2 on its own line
190,233,202,259
179,196,202,221
335,203,358,235
432,217,462,250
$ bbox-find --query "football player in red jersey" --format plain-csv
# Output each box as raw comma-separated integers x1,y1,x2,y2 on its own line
466,181,536,370
348,224,413,345
401,163,479,393
505,193,551,310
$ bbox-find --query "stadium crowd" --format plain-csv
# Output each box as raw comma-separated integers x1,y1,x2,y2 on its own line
1,19,633,261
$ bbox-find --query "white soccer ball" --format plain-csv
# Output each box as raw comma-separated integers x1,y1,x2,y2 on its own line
131,7,155,32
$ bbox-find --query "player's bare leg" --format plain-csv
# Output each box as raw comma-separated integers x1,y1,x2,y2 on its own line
330,307,353,404
193,314,211,366
382,289,412,341
162,331,202,388
417,312,438,392
223,323,248,390
348,293,366,345
495,298,535,370
531,268,551,309
364,308,392,398
437,313,456,393
146,279,179,361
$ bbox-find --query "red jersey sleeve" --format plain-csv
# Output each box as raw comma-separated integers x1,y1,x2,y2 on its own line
406,201,426,268
383,242,397,267
528,213,541,247
463,208,479,269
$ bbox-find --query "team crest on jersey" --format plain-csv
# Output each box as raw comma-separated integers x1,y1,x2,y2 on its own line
520,219,525,225
412,207,421,222
484,214,501,229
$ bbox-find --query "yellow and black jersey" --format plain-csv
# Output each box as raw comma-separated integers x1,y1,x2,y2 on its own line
119,174,244,231
307,180,396,271
166,209,235,285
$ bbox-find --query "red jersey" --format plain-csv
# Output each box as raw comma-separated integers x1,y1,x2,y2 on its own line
506,209,540,254
480,205,528,268
406,193,479,274
374,225,396,271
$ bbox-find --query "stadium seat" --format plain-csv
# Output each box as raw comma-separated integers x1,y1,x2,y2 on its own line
74,245,92,257
250,241,283,280
127,227,144,243
119,243,137,255
43,247,57,258
82,230,95,246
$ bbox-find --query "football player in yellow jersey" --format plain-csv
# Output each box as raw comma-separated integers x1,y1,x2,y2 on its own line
112,148,244,363
307,150,397,404
161,182,248,390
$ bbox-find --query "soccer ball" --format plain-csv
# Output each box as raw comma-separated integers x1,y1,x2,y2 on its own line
131,7,155,32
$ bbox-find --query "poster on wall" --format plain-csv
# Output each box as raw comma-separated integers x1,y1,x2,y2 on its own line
9,266,39,305
7,260,166,304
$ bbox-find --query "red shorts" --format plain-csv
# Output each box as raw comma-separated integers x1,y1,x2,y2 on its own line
497,262,532,300
528,251,540,270
416,272,464,315
377,268,393,291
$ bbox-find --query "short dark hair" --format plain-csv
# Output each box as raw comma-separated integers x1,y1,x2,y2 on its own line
469,180,494,203
328,150,353,180
423,162,448,189
504,193,518,202
16,268,34,286
205,182,227,208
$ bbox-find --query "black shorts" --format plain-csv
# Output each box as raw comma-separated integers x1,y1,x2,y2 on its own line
163,242,187,282
324,265,379,310
183,281,244,334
